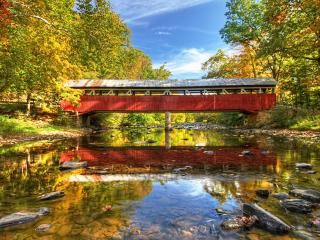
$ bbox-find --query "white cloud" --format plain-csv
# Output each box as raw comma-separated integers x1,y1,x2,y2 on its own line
155,48,213,79
110,0,215,23
156,31,171,35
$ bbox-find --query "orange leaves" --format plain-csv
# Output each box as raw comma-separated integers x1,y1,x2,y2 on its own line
0,0,12,27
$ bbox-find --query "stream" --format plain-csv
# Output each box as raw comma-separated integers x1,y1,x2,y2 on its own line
0,128,319,239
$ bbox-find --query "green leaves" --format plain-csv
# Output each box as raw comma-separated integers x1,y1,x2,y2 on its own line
0,0,170,114
217,0,320,108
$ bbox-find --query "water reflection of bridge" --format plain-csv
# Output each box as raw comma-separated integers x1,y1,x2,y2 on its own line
60,146,276,170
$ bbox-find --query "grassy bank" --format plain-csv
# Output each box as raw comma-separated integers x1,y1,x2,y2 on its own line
0,115,87,146
251,106,320,131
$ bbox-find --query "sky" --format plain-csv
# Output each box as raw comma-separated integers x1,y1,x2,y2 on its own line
110,0,228,79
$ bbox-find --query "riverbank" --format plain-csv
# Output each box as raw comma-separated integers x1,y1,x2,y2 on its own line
0,116,90,146
174,122,320,144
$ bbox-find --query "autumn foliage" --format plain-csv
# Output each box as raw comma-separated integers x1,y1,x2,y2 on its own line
0,0,11,28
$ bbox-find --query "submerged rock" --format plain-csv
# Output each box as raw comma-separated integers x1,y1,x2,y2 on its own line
281,199,313,213
243,203,291,233
256,189,270,198
173,166,192,174
35,223,52,233
0,207,50,228
221,216,257,231
241,150,253,156
295,163,313,170
39,191,64,201
60,161,88,170
272,193,289,200
203,151,214,155
289,188,320,203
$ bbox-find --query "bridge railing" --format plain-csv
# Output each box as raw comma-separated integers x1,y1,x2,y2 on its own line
83,87,275,96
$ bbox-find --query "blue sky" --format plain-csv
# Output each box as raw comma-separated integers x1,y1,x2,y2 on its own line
110,0,228,79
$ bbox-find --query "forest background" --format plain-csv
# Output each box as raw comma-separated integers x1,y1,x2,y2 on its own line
0,0,319,132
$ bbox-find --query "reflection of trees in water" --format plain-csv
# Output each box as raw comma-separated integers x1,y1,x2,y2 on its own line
0,149,153,239
46,181,153,239
204,178,273,204
93,129,245,147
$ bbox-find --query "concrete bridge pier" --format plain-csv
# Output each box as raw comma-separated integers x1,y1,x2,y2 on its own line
165,112,172,131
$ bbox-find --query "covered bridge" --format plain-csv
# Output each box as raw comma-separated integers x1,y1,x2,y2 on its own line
61,78,277,115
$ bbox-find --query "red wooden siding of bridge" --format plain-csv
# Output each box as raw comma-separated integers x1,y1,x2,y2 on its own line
61,94,276,114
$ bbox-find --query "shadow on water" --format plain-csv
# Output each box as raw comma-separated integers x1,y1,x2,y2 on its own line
0,128,319,239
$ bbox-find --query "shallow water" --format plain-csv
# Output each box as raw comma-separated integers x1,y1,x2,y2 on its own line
0,128,319,239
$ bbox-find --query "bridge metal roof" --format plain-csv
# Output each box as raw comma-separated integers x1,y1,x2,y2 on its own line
66,78,276,89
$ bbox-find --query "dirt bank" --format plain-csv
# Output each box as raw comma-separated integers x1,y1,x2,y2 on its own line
0,128,91,147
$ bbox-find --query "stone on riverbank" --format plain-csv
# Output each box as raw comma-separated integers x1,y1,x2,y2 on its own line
60,161,88,170
281,199,313,213
243,203,291,233
295,163,312,170
39,191,65,201
256,189,270,198
0,207,50,228
289,189,320,203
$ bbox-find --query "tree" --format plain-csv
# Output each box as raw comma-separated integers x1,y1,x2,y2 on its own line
218,0,320,108
1,0,80,114
202,47,269,79
72,0,130,79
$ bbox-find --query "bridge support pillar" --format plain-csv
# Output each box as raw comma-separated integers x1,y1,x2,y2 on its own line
165,112,172,131
81,114,91,128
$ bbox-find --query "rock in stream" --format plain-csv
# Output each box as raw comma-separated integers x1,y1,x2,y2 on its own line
38,191,65,201
243,203,291,233
256,189,270,198
289,188,320,203
0,207,50,228
272,192,289,200
60,161,88,170
221,216,257,230
295,163,313,170
281,199,313,213
35,223,52,233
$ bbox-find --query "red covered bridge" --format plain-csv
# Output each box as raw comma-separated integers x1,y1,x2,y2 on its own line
61,78,276,115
